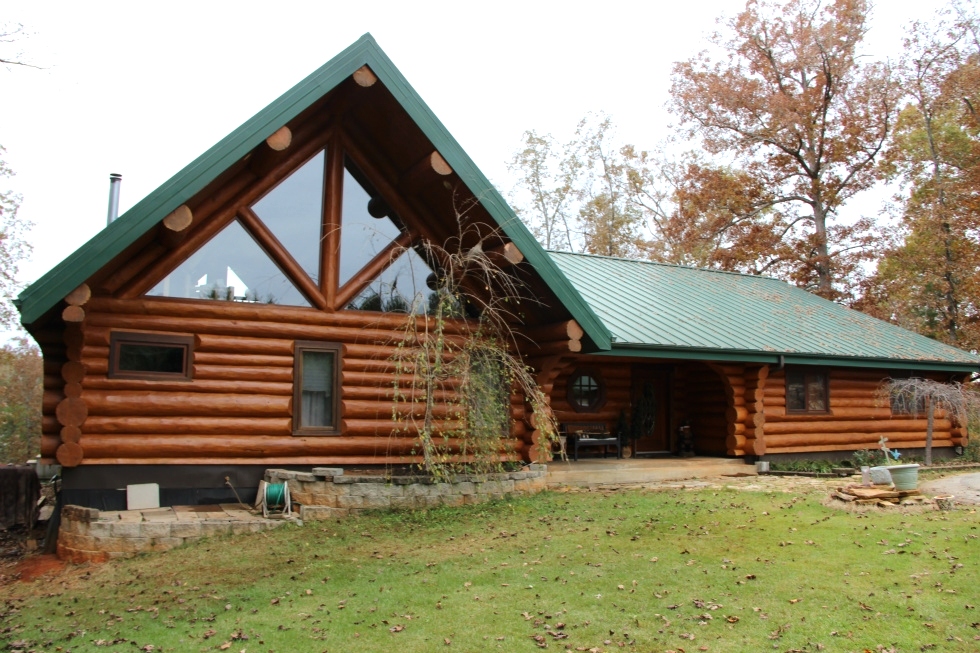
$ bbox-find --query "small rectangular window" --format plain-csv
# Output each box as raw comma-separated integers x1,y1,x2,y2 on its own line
109,332,194,380
293,341,341,435
786,369,828,413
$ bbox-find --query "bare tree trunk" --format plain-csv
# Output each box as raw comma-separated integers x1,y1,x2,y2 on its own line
812,198,832,297
926,395,934,466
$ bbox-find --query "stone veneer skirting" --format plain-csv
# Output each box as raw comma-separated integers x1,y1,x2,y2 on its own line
264,465,548,521
57,504,285,563
56,465,548,562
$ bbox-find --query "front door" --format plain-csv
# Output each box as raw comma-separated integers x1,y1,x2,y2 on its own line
631,365,671,455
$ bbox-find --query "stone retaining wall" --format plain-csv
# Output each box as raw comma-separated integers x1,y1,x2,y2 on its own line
56,466,548,562
264,465,548,521
57,504,285,563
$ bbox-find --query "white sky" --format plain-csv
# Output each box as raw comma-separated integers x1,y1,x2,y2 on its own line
0,0,953,337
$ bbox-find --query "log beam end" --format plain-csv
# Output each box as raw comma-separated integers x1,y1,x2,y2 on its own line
64,283,92,307
265,126,293,151
353,65,378,87
56,442,84,467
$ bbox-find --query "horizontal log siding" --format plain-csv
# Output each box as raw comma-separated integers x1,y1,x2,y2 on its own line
66,297,521,465
761,368,961,454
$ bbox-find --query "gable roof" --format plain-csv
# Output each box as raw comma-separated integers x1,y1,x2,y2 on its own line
550,251,980,373
15,34,611,350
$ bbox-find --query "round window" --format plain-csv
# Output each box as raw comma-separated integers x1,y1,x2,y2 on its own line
568,370,605,412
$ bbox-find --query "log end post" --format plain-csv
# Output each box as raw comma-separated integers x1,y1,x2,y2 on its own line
160,204,195,248
265,126,293,152
353,65,378,87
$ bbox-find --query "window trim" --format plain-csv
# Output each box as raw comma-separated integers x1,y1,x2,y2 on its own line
785,368,829,414
567,368,606,413
108,331,194,381
292,340,342,436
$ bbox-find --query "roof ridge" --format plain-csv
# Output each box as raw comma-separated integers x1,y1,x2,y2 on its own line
546,249,786,283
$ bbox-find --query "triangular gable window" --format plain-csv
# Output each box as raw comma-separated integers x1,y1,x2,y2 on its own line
348,247,437,313
147,220,311,306
251,151,325,284
338,164,402,286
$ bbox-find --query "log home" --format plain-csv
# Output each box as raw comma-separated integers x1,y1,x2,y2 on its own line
16,35,979,508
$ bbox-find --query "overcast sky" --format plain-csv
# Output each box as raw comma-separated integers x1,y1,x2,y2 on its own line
0,0,951,335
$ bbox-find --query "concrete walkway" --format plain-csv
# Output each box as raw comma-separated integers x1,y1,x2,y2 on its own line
920,472,980,505
546,456,755,487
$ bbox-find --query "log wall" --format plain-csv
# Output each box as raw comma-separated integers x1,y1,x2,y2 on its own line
44,296,526,466
761,367,963,455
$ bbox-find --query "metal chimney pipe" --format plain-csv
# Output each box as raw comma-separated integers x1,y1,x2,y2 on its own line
107,173,122,225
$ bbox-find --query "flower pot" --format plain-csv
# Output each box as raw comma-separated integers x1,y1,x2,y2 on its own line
869,466,892,486
887,463,919,491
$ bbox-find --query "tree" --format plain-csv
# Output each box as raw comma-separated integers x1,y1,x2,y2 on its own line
0,23,39,70
670,0,898,299
623,147,802,273
508,114,643,258
879,376,980,466
0,147,31,329
0,338,42,464
861,9,980,349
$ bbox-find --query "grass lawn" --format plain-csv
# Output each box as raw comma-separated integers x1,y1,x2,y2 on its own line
2,485,978,652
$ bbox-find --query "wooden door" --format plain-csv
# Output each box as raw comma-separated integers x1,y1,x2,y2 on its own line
631,365,671,455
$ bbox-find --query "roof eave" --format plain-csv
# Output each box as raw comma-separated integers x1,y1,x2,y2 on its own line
595,343,980,374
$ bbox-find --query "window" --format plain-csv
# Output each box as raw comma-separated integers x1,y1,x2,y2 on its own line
147,219,312,306
109,332,193,381
293,341,341,435
567,370,605,412
786,369,828,412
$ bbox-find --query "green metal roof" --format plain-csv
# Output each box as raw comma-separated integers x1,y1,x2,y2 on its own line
550,251,980,373
16,35,610,350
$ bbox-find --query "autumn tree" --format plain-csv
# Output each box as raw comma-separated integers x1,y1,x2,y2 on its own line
862,9,980,349
0,147,31,329
669,0,898,299
508,114,643,258
0,338,42,464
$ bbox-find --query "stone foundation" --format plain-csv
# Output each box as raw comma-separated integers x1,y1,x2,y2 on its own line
264,465,548,521
57,504,285,563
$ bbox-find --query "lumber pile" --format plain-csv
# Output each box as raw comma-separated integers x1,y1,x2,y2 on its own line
831,484,930,507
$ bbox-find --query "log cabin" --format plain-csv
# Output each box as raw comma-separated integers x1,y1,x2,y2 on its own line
15,34,979,508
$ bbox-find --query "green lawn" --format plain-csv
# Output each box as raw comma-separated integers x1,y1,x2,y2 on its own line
2,486,978,652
